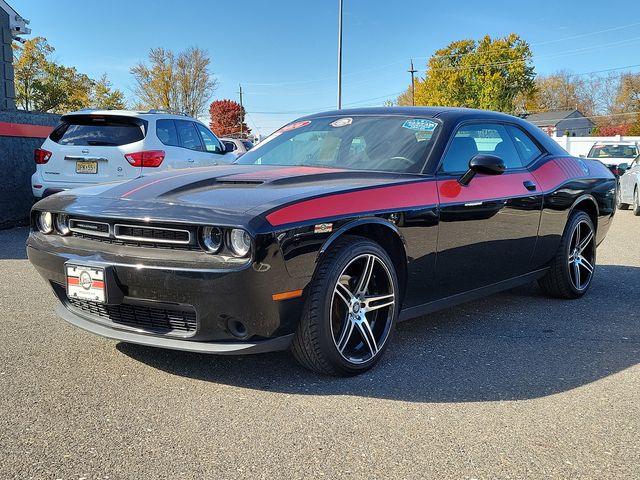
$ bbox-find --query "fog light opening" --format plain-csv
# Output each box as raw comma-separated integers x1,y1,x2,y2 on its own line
227,318,249,339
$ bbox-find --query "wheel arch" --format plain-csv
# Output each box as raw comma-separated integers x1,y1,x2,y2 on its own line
317,218,408,301
570,194,599,232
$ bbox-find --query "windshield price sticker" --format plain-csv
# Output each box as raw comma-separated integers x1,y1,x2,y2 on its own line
330,117,353,128
402,119,438,132
281,120,311,132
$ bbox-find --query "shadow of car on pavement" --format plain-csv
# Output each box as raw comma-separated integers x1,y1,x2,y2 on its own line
117,264,640,403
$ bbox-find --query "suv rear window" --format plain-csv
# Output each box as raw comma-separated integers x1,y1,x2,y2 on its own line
49,115,147,146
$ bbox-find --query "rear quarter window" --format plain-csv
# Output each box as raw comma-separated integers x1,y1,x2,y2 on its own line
49,115,146,146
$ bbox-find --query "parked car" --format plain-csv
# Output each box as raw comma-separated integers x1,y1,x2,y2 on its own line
220,137,254,158
27,107,615,376
617,155,640,215
583,141,639,176
32,109,235,199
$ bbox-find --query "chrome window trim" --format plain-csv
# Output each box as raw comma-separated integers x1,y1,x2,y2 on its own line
113,224,191,245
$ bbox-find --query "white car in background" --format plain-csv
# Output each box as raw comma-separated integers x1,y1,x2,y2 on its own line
617,156,640,215
220,137,254,158
32,109,234,199
584,141,639,176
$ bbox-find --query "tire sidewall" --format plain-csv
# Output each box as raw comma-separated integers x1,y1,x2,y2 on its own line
314,238,400,374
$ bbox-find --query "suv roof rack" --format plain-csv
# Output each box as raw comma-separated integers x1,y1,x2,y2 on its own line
141,109,189,116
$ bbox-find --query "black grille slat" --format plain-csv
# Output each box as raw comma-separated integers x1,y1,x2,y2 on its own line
116,225,189,242
71,232,200,251
68,298,196,334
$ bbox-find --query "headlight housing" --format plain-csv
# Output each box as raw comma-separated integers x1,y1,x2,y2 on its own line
201,226,223,254
37,211,53,234
228,228,252,257
55,213,70,235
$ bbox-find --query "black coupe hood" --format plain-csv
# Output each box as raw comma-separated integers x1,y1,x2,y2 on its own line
38,165,416,228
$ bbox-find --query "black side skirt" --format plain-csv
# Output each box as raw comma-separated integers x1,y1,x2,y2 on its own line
398,268,549,322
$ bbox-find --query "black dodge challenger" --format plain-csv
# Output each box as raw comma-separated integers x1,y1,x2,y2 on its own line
27,107,616,376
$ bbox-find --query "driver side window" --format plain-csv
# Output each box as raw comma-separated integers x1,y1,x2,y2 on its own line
441,123,522,174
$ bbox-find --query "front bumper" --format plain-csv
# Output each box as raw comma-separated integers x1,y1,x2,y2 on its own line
55,303,294,354
27,232,307,354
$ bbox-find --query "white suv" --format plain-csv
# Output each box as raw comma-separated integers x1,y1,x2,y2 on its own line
32,109,235,198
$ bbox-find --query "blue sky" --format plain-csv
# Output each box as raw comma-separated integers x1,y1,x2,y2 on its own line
16,0,640,136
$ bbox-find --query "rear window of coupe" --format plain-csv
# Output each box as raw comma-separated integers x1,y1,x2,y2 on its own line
49,115,146,146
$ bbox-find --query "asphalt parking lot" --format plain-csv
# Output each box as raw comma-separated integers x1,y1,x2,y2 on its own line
1,212,639,479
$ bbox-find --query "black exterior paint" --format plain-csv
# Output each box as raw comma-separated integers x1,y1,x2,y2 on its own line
26,107,616,354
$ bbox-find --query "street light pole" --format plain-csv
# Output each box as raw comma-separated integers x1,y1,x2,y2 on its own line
238,83,243,138
337,0,343,109
408,59,417,107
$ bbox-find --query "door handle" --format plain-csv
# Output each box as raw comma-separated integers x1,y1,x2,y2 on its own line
523,180,537,191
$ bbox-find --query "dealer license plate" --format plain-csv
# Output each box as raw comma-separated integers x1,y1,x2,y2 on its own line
66,265,106,303
75,161,98,174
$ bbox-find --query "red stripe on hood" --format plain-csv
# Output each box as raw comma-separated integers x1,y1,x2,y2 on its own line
266,181,438,226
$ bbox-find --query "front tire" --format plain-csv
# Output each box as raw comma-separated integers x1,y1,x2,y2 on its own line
633,188,640,216
538,210,596,299
291,236,399,376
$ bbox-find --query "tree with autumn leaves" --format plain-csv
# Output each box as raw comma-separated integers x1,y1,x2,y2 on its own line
209,100,250,138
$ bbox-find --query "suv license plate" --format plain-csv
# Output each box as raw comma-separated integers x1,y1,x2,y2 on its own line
66,265,106,303
76,161,98,174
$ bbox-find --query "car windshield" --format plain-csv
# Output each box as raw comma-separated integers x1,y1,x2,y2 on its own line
237,115,439,173
588,144,637,159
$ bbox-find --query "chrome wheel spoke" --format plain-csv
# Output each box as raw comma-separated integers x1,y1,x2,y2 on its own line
336,318,355,353
572,260,581,287
334,281,354,308
579,255,594,274
578,230,593,253
354,317,378,358
362,293,395,312
355,255,375,295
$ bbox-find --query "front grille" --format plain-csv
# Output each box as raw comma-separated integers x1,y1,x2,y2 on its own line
114,224,190,244
71,232,200,250
68,297,197,335
69,219,110,237
67,217,199,251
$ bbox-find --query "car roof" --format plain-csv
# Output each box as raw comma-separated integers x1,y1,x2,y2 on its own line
299,106,524,122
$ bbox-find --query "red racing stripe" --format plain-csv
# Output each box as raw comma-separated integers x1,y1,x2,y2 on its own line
0,122,53,138
266,181,439,226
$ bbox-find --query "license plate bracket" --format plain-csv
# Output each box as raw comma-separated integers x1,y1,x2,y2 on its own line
66,264,106,303
76,161,98,174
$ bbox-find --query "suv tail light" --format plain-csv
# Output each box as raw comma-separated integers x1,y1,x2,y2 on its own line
34,148,52,164
124,150,165,167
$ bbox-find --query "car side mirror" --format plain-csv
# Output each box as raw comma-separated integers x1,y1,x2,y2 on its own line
579,154,585,158
458,154,506,186
618,163,629,173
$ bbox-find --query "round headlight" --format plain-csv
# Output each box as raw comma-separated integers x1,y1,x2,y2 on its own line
55,213,70,235
37,211,53,234
201,226,223,253
228,228,252,257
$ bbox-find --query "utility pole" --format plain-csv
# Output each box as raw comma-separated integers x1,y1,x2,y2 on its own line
337,0,343,109
408,59,417,107
238,83,243,138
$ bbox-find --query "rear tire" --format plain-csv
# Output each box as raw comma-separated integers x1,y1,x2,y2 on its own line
538,210,596,299
633,188,640,216
616,187,629,210
291,236,399,376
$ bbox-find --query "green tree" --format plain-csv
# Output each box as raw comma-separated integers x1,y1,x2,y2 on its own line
12,36,53,111
131,47,218,117
91,73,126,109
407,34,535,113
